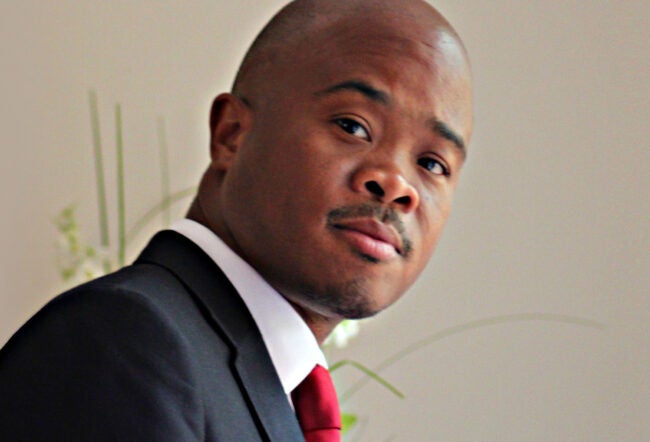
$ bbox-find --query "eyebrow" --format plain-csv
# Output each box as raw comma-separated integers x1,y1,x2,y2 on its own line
315,80,390,105
430,119,466,159
317,79,466,158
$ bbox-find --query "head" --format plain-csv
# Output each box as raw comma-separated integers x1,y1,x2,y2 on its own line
190,0,472,336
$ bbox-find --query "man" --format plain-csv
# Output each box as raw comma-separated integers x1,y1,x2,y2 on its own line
0,0,472,440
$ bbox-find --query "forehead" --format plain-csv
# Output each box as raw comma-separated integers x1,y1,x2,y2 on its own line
281,16,472,141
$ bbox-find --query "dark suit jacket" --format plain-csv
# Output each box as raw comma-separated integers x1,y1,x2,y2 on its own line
0,231,304,441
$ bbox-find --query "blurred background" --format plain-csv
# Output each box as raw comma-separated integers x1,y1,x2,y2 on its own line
1,1,648,440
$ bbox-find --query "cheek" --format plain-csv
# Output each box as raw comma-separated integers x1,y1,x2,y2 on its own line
273,143,355,213
415,193,452,253
225,143,348,234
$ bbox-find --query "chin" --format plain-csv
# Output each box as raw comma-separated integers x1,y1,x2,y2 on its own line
298,276,399,320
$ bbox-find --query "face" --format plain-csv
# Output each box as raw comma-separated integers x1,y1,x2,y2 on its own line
213,16,472,319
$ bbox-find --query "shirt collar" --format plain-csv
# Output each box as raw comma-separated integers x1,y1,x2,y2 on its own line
170,219,326,394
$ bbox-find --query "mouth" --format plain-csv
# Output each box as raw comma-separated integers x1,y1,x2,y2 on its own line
331,218,403,262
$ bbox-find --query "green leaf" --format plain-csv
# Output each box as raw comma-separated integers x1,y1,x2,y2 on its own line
341,413,358,435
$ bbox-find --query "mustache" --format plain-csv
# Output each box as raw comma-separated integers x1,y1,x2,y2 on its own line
327,203,413,257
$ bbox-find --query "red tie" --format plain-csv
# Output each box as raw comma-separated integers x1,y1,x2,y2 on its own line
291,365,342,442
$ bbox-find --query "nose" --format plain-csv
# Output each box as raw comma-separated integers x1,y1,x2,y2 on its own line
351,161,420,213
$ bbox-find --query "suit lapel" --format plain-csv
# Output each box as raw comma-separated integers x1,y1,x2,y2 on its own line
135,231,303,442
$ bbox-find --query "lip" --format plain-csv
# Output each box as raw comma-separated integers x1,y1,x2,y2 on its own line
331,218,403,261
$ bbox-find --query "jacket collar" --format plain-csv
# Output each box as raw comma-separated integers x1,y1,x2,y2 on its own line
136,230,304,441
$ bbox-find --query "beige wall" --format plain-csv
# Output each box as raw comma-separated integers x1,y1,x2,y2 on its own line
1,1,648,440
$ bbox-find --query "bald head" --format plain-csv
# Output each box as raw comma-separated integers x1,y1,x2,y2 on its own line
192,0,473,333
232,0,470,102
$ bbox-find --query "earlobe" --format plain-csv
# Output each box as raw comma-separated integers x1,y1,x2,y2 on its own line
208,93,251,170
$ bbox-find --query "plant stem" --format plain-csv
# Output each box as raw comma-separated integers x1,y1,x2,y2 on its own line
88,90,111,273
125,186,197,245
339,313,606,402
157,116,171,227
115,104,126,267
330,359,404,399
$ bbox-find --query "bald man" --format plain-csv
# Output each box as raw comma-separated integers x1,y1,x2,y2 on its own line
0,0,472,440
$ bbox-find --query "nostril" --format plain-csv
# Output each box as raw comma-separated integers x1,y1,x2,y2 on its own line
394,195,411,206
365,181,384,197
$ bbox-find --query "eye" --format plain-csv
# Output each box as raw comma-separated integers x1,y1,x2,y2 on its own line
334,118,371,141
417,157,449,176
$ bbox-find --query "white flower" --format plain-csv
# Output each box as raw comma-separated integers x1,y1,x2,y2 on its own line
54,206,110,286
324,319,360,349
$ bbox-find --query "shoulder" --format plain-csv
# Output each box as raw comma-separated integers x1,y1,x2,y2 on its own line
0,266,207,439
1,263,209,369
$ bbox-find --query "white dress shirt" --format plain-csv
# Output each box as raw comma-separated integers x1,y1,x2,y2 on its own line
170,219,327,401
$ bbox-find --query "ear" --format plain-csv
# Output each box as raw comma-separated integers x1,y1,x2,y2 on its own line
208,93,251,171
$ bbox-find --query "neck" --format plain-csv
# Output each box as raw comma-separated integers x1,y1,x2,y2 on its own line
287,300,342,345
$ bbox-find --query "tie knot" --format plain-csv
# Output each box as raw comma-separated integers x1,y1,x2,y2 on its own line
291,365,341,441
